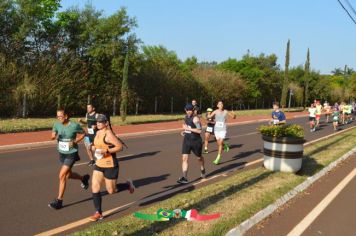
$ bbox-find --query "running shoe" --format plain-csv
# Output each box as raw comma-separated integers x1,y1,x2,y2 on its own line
81,174,90,190
89,211,103,222
48,198,63,210
203,148,209,154
213,155,221,165
177,177,188,184
201,169,206,179
87,160,96,166
126,179,135,194
224,143,230,152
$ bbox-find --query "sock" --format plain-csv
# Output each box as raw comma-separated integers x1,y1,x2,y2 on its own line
183,170,188,178
92,192,102,213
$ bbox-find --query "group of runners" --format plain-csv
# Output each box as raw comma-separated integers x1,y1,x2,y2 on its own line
48,98,354,222
49,104,134,222
308,100,355,132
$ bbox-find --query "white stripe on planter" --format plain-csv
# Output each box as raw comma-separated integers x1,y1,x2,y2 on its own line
263,155,303,173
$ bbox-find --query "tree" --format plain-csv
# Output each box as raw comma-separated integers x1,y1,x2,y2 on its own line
280,39,290,108
120,53,129,121
303,48,310,108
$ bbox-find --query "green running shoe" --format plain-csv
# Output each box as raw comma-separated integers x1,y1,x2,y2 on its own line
203,148,209,154
213,155,221,165
224,143,230,152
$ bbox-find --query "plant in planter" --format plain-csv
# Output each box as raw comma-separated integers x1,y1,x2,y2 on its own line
258,124,305,172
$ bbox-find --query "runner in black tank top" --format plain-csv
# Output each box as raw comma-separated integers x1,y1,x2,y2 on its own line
78,104,98,166
203,108,215,153
177,104,206,184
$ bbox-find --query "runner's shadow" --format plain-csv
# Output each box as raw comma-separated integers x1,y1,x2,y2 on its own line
133,174,170,188
232,149,261,159
120,151,161,162
206,161,247,177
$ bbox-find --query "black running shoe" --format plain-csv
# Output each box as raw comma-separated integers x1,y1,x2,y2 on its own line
48,198,63,210
177,177,188,184
81,174,90,190
201,169,206,179
87,160,96,166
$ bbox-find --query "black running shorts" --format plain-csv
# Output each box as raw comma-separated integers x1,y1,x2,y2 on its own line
182,137,202,157
59,152,80,168
94,166,119,180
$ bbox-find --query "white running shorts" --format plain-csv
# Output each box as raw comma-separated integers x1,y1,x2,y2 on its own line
214,130,226,140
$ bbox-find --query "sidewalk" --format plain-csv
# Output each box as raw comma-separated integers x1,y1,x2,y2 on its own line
245,153,356,236
0,111,306,147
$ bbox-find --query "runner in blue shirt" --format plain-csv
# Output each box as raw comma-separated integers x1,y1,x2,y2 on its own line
270,102,286,125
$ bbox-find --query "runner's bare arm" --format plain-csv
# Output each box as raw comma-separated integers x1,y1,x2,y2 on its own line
74,132,85,144
189,117,202,134
228,111,237,119
51,131,57,140
207,110,216,119
104,130,123,153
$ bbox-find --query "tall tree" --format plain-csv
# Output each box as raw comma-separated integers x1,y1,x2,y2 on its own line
303,48,310,108
281,39,290,108
120,52,129,122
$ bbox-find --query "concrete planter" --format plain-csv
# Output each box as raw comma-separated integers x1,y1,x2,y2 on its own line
262,136,305,173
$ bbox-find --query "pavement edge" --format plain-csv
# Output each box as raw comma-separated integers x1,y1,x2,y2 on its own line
226,146,356,236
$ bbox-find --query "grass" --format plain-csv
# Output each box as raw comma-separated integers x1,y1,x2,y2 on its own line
71,127,356,236
0,108,304,134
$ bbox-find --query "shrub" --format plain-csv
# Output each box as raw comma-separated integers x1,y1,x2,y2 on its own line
258,124,304,138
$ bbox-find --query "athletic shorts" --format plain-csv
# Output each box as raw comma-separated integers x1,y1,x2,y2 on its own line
309,117,316,122
182,137,202,157
315,114,321,119
94,165,119,180
214,130,227,140
59,152,80,168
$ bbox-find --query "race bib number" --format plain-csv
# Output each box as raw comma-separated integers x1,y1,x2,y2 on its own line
215,121,224,128
95,149,104,160
87,128,94,135
184,125,192,134
206,126,213,132
58,141,70,152
273,119,279,125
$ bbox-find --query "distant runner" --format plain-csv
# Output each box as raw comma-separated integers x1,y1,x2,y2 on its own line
78,104,99,166
332,107,340,131
308,103,317,132
270,102,286,125
203,108,215,154
323,101,331,123
315,100,323,128
177,104,206,184
48,108,90,210
208,101,236,165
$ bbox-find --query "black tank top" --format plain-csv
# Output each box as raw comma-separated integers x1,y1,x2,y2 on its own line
86,112,97,128
206,114,215,127
184,115,201,140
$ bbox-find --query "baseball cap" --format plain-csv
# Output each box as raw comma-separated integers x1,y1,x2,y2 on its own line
184,104,194,111
96,114,108,123
207,108,213,112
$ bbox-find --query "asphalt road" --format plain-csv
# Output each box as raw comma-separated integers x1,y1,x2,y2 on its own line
0,117,353,236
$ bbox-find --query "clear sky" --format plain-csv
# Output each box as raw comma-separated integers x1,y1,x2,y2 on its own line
60,0,356,74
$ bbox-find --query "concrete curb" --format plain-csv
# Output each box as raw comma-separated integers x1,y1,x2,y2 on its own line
226,145,356,235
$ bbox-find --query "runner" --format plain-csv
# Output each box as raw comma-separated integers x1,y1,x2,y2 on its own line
203,108,215,154
344,103,352,124
177,104,206,184
89,114,135,221
323,101,331,123
332,106,340,131
192,99,202,118
48,108,90,210
308,103,317,132
339,102,345,124
270,102,286,125
208,101,236,165
78,104,99,166
315,100,323,128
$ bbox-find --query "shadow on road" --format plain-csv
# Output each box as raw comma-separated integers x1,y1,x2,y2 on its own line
133,174,170,188
120,151,161,162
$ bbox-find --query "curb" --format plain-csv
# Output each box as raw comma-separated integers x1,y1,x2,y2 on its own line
226,142,356,235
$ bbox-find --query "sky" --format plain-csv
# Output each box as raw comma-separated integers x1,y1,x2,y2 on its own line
60,0,356,74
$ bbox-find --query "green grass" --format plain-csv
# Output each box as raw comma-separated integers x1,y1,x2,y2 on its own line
0,108,304,134
71,128,356,236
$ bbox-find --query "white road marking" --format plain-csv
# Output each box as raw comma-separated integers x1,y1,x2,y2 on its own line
287,168,356,236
